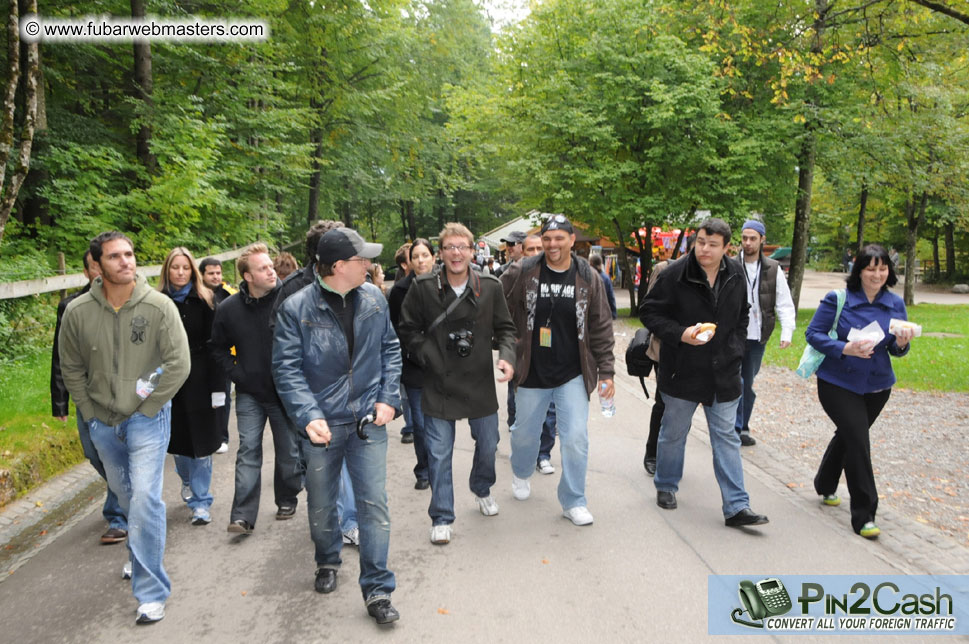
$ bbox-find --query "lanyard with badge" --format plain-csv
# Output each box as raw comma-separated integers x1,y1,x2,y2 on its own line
539,265,567,348
744,257,761,326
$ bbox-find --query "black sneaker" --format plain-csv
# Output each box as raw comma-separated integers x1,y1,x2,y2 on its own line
644,457,657,476
227,519,254,535
367,598,400,624
401,433,415,444
739,432,757,446
276,505,297,520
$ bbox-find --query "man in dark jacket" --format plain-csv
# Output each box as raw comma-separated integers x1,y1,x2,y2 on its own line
209,243,303,535
273,227,402,624
639,218,768,528
398,223,517,546
199,256,237,453
500,215,615,526
51,249,127,544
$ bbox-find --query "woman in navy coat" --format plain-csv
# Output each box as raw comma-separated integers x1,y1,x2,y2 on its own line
806,244,916,539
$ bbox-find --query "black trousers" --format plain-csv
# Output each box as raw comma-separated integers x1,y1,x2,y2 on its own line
814,378,891,533
644,386,665,463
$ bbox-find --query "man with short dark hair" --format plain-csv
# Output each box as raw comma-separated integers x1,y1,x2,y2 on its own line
589,254,618,320
399,223,517,546
51,249,128,545
732,220,795,446
501,215,615,526
59,231,190,624
210,243,303,535
271,219,344,327
639,218,768,528
198,256,237,453
273,227,402,624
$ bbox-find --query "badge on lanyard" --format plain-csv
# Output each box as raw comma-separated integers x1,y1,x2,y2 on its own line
539,326,552,347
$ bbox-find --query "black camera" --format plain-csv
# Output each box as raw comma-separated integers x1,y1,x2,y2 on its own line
447,329,474,358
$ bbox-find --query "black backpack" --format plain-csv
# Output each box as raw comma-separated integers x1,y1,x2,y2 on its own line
624,327,653,398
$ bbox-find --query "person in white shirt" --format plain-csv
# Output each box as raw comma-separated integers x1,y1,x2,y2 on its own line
733,220,796,446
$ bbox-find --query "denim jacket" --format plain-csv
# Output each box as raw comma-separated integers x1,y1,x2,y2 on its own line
272,281,401,432
806,288,909,395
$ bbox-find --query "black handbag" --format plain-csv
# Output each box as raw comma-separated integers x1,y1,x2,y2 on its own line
624,327,653,398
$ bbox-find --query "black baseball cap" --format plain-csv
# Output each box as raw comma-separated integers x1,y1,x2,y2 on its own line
316,228,383,264
540,214,574,234
500,231,527,245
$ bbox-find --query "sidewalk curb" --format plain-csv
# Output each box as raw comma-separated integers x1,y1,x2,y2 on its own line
0,462,103,579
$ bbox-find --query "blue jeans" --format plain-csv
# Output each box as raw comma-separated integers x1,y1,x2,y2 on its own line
735,340,767,434
511,375,589,511
174,455,213,511
300,423,395,602
337,461,357,533
77,410,127,529
537,403,557,462
88,403,172,605
423,414,499,526
232,393,303,526
654,392,750,518
403,384,429,481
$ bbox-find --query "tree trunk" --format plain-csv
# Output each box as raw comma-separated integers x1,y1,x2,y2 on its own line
340,200,352,228
856,183,868,253
0,0,39,251
612,217,636,316
903,192,927,306
399,200,408,239
131,0,155,174
788,0,827,312
20,18,47,231
944,221,955,278
931,229,940,280
404,200,416,240
307,125,323,227
633,222,652,314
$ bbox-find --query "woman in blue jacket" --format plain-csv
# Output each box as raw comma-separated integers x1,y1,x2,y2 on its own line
806,244,915,539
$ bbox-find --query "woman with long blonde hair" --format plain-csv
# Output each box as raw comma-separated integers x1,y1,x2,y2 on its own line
158,247,223,525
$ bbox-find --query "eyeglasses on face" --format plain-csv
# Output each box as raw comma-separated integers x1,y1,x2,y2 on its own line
442,244,472,253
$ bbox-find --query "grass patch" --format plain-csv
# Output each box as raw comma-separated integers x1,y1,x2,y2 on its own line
0,350,85,506
617,304,969,392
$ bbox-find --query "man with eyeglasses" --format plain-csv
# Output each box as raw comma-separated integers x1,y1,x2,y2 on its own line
500,214,615,527
398,222,517,546
273,227,402,624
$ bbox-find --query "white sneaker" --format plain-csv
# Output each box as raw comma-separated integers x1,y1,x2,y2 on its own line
563,506,594,526
342,527,360,546
180,483,192,503
537,459,555,475
216,442,229,454
476,495,499,516
136,601,165,624
430,524,452,545
122,561,132,580
512,476,531,501
191,508,211,525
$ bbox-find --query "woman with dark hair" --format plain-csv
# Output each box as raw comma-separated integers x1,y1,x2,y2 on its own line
805,244,915,539
158,247,225,525
388,238,435,489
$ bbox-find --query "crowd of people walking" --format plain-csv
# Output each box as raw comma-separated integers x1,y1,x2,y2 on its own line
50,215,914,627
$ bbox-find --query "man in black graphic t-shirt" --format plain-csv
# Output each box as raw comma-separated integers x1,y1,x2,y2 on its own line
501,215,615,527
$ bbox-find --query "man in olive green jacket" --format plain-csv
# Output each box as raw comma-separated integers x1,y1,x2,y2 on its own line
59,231,190,625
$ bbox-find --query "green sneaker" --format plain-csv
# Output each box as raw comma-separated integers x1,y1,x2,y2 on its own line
860,522,880,539
822,494,841,506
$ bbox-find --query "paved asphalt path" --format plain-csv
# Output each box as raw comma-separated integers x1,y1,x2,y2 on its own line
4,375,966,643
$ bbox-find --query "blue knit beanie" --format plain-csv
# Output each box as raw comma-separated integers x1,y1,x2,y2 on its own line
741,219,766,237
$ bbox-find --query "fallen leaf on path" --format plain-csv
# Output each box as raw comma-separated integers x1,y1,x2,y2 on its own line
241,591,247,596
34,501,43,508
438,608,449,615
39,530,46,536
916,517,929,524
786,482,797,488
542,558,550,564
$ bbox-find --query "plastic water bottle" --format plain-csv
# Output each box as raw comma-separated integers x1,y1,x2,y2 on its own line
599,382,616,417
136,367,163,399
